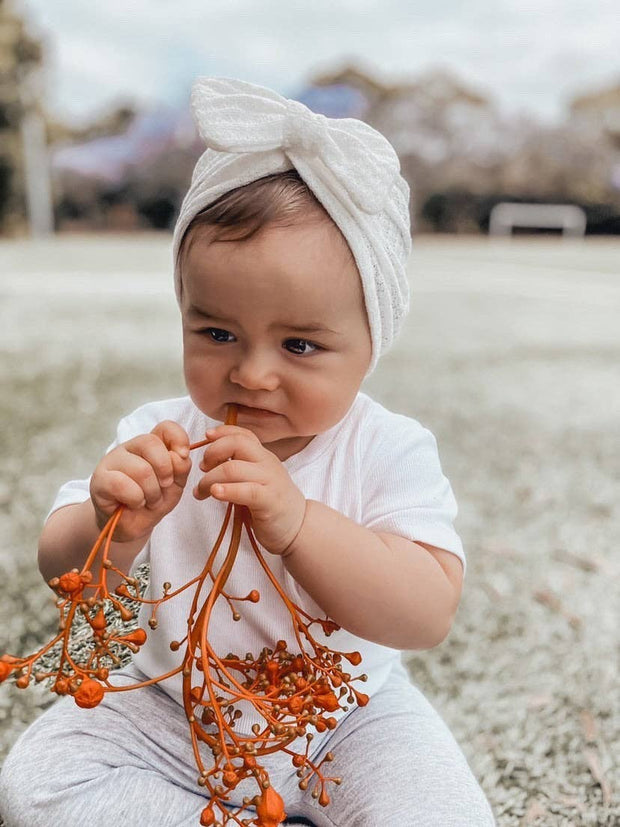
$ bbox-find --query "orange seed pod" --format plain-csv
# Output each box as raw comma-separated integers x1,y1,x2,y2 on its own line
54,677,69,695
120,629,147,647
74,678,105,709
91,610,106,631
288,696,303,715
58,571,83,595
314,691,339,712
199,805,216,826
354,690,370,707
344,651,362,666
0,662,14,683
222,770,237,788
255,785,286,827
119,604,134,622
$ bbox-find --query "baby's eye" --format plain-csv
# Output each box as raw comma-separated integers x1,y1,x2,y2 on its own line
203,327,236,343
283,338,319,356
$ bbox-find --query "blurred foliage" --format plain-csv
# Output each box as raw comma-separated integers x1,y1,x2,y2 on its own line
2,3,620,237
49,67,620,235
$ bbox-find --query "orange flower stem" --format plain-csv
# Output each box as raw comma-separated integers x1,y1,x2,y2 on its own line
82,506,124,576
246,529,322,667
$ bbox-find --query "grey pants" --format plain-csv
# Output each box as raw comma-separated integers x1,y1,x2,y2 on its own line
0,660,494,826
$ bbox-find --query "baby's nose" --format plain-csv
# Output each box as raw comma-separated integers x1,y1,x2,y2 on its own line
229,351,279,391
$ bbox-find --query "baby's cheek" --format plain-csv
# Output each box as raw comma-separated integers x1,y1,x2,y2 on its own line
317,374,361,426
292,380,338,429
184,355,220,411
183,363,203,398
184,348,210,381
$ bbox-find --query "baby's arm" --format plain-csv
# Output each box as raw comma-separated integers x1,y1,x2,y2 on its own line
281,502,463,650
38,421,191,591
195,424,462,651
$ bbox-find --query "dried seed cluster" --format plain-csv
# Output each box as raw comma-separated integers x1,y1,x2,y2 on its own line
0,410,367,827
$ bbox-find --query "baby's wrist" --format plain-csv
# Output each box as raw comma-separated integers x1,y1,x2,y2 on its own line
279,498,309,559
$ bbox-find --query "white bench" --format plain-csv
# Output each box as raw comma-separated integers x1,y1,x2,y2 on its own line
489,203,587,238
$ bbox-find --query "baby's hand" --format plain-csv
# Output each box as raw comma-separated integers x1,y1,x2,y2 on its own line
194,425,306,555
90,421,192,543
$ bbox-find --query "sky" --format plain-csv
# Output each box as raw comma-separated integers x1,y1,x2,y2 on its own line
20,0,620,127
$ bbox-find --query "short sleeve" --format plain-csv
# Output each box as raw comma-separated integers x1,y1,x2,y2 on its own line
45,400,178,522
45,415,131,521
360,415,466,574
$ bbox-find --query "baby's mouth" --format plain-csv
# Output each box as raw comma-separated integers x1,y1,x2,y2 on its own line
233,403,278,417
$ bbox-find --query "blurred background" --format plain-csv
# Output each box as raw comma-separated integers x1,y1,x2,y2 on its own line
1,2,619,826
1,0,620,236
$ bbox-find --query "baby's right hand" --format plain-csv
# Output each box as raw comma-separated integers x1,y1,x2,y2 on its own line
89,420,192,543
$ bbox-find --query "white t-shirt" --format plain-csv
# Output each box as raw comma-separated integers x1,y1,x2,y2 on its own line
49,391,465,736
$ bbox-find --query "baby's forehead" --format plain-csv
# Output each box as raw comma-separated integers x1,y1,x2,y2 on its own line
185,219,361,292
183,228,368,332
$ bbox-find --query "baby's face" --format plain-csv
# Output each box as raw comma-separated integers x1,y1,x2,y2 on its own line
180,218,371,460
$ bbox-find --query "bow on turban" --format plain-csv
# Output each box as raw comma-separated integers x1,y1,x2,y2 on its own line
172,77,412,373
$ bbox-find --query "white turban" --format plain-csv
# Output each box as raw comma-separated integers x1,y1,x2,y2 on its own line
172,77,412,374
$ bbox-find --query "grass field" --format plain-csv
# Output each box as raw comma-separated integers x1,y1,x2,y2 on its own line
1,233,618,825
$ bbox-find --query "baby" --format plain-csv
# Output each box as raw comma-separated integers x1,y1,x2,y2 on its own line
0,79,494,826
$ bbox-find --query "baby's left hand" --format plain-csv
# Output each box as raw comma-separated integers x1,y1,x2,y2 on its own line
193,425,306,555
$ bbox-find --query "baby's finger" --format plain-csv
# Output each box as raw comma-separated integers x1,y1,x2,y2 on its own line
204,424,262,445
151,420,190,460
113,452,165,507
124,433,175,489
208,481,264,509
170,449,192,488
200,434,264,473
193,460,264,500
93,469,150,511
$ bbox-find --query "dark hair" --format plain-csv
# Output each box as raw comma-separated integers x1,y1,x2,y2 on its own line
177,169,337,270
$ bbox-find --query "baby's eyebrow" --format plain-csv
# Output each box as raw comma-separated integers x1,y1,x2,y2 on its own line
280,322,339,335
187,304,339,335
187,304,230,321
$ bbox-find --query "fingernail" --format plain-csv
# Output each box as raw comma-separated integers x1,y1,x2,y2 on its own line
178,446,189,458
162,477,174,488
